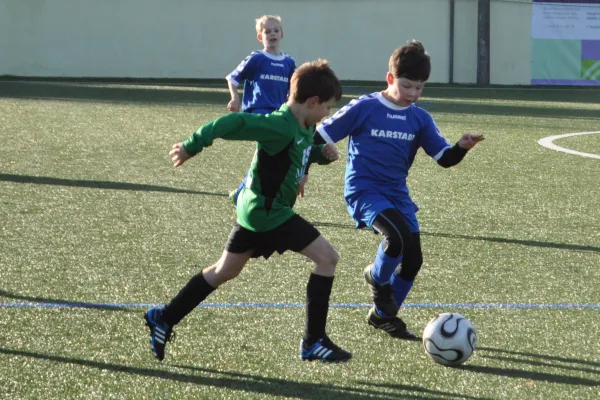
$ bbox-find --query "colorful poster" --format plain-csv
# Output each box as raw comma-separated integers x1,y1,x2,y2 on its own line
531,0,600,86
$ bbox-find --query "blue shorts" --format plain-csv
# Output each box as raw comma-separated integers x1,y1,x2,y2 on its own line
345,191,420,233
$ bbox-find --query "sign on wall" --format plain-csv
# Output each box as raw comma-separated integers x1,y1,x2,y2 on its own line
531,0,600,85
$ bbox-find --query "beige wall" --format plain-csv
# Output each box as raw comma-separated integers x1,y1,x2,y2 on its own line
491,0,532,85
0,0,534,85
454,0,479,84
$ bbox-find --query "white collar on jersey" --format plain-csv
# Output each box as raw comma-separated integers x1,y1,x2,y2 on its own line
376,92,411,111
260,50,286,61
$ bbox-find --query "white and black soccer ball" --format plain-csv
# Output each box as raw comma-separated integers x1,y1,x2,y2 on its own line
422,312,477,366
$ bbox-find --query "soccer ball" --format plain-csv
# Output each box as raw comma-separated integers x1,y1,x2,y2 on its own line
422,312,477,366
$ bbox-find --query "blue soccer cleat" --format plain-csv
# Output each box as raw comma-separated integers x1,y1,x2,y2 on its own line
144,307,175,361
300,335,352,363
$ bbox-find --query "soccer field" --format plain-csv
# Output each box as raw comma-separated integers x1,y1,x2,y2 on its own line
1,81,599,399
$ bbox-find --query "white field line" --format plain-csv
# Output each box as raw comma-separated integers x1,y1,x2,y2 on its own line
538,131,600,160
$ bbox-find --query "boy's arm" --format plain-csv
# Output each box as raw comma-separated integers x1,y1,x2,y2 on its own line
226,80,241,112
419,111,484,168
181,113,282,157
297,142,338,198
297,130,326,198
437,134,485,168
316,98,364,144
226,54,255,112
309,143,338,165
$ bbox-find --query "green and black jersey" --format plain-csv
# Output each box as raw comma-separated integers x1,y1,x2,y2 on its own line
182,104,333,232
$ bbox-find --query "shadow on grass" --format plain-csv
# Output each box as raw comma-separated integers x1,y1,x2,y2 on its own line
311,221,600,253
478,347,600,370
176,365,485,400
3,81,598,119
0,174,227,197
1,347,481,400
0,81,229,106
0,289,132,312
455,347,600,386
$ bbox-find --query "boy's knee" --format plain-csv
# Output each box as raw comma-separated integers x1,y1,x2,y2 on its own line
212,261,244,282
384,229,412,258
312,248,339,277
395,250,423,281
325,248,340,267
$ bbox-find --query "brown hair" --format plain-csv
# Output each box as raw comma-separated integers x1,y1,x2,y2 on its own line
389,40,431,81
289,59,342,103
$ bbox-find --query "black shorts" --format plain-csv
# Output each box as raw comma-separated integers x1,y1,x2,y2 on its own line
225,214,321,259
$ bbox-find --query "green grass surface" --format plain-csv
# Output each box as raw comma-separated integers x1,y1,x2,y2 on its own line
1,82,599,399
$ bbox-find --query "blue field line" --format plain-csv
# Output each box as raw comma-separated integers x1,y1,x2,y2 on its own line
1,302,600,309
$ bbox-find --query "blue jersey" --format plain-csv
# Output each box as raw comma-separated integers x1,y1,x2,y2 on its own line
317,92,451,231
226,50,296,114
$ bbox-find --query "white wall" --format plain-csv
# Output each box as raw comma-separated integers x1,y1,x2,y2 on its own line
454,0,479,84
491,0,532,85
0,0,535,84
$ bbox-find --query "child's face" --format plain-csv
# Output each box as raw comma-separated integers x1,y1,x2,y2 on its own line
306,97,337,127
388,74,426,106
257,20,283,51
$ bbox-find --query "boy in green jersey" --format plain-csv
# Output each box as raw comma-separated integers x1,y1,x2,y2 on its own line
144,60,352,363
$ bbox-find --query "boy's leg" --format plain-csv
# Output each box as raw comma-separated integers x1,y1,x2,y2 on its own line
163,250,253,325
145,249,252,361
369,208,412,317
389,233,423,308
298,235,352,363
367,209,417,340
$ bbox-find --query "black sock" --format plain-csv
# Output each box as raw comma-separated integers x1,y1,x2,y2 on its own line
162,271,216,326
304,273,334,345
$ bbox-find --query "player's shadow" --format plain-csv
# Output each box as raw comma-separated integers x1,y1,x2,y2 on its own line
478,347,600,371
0,347,485,400
0,289,132,312
460,347,600,387
0,81,230,106
311,221,600,254
0,173,227,197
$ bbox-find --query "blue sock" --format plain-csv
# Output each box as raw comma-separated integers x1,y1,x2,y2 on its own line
389,274,414,308
371,242,402,285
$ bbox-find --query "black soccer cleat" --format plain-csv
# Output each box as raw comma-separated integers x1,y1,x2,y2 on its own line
144,307,175,361
364,264,400,317
367,306,418,340
300,335,352,363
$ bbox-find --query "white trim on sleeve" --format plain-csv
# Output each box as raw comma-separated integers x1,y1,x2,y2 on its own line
316,125,334,144
433,145,452,161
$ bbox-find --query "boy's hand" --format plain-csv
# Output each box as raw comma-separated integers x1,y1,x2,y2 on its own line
169,143,191,167
227,99,241,112
297,175,308,198
321,143,339,161
458,134,485,150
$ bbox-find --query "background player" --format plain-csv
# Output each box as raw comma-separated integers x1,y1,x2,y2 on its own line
226,15,296,205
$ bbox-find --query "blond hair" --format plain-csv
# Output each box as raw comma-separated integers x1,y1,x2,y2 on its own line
255,15,282,34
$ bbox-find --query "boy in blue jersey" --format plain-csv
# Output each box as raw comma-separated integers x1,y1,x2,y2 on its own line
226,15,296,204
316,40,484,339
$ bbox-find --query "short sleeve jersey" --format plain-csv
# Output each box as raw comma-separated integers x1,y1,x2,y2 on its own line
317,92,451,199
226,50,296,114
